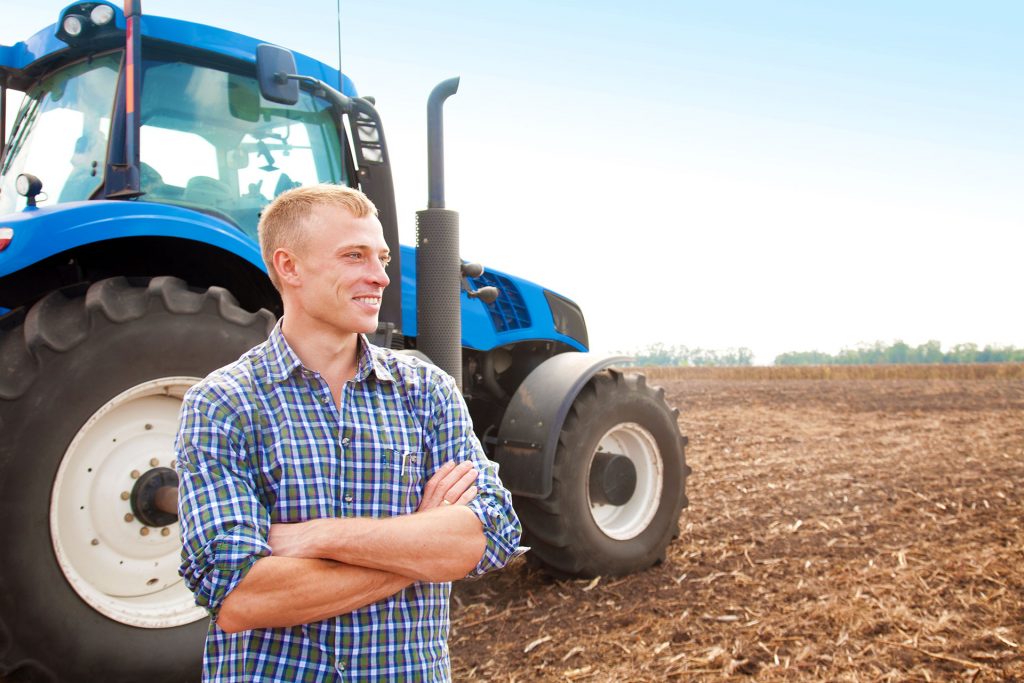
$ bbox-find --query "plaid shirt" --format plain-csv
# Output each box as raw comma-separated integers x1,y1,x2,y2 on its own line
176,322,522,681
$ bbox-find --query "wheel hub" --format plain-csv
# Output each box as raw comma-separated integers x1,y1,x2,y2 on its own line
589,451,637,506
130,467,179,528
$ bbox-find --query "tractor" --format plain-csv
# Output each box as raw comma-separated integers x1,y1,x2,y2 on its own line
0,2,690,680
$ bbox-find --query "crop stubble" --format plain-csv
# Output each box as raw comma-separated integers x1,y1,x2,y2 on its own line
450,368,1024,682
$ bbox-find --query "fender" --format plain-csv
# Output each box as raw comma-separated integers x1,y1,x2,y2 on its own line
493,352,629,498
0,201,265,278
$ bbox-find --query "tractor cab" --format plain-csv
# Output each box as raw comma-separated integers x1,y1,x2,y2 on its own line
2,20,348,240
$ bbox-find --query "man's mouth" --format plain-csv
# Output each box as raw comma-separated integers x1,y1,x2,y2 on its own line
353,296,381,306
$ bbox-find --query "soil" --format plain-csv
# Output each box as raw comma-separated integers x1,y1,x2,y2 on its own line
450,375,1024,682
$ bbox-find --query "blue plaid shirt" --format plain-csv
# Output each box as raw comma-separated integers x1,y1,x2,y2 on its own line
176,322,522,681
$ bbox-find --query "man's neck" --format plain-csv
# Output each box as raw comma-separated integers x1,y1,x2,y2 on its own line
280,314,361,389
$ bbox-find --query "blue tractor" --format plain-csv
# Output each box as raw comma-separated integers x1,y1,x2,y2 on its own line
0,3,690,680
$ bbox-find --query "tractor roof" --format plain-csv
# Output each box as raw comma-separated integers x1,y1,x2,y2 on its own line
0,1,357,96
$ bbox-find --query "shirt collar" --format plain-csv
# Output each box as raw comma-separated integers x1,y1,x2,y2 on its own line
255,319,394,384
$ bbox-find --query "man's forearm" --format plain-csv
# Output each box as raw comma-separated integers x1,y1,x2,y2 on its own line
216,555,413,634
274,506,486,582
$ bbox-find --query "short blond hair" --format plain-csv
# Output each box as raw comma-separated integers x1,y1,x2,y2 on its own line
258,184,378,290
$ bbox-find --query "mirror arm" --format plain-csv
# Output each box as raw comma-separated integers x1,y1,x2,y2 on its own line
278,73,353,114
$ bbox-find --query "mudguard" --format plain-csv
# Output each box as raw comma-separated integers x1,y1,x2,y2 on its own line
493,352,629,499
0,201,264,278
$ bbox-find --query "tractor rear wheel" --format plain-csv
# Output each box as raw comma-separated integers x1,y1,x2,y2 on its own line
0,277,274,683
516,371,690,577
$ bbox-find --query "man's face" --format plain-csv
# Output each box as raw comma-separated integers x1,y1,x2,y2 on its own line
288,204,391,336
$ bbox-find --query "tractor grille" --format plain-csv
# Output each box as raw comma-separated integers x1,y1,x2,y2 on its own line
469,271,531,332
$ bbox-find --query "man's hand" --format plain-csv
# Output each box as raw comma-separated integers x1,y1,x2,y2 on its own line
418,460,478,512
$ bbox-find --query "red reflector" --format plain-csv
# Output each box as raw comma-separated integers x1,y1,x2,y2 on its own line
0,227,13,251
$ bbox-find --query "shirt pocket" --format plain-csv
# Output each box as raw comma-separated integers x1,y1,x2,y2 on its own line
377,431,425,515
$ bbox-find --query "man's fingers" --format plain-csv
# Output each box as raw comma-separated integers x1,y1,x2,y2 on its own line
418,460,478,511
443,467,478,504
421,459,455,502
454,485,477,505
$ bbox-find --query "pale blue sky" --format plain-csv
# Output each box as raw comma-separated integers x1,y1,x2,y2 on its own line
3,1,1021,362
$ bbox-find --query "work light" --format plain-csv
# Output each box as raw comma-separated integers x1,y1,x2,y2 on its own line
62,14,85,37
90,5,115,25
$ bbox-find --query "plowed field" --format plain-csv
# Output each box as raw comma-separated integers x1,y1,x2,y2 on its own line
451,371,1024,682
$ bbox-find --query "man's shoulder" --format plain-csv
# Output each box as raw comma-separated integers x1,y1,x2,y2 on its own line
371,345,456,395
184,339,269,409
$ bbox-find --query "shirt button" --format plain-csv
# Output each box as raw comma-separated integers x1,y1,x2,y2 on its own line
343,493,354,504
336,661,345,672
320,395,330,405
341,437,350,446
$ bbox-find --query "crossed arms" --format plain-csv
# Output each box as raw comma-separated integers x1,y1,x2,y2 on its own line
215,460,484,633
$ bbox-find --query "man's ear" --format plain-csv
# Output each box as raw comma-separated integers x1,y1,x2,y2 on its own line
273,248,302,288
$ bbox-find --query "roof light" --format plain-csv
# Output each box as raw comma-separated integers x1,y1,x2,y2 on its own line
62,14,85,37
16,174,43,208
0,227,13,252
90,5,115,25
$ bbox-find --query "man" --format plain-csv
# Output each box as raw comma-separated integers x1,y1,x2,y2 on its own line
176,184,522,681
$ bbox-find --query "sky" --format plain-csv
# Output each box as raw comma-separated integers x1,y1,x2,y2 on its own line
3,1,1022,363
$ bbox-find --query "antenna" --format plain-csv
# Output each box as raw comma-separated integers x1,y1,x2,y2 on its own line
336,0,344,93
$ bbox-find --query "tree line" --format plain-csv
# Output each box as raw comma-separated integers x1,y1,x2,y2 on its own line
774,340,1024,366
620,340,1024,367
618,343,755,367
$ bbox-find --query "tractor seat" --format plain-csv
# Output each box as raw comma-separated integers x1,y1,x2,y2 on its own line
184,176,233,207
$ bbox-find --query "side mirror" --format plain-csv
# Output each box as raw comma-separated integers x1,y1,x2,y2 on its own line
256,44,299,105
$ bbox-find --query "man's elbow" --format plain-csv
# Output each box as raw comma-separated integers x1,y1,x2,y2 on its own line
215,592,252,634
436,529,487,582
216,589,260,634
455,532,488,579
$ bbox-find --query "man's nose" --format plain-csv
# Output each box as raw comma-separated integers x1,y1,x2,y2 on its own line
372,259,391,287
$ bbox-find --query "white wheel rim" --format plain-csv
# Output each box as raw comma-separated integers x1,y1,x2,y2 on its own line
50,377,207,628
588,422,663,541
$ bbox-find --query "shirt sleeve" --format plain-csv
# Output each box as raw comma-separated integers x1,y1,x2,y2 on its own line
175,379,272,620
423,372,524,578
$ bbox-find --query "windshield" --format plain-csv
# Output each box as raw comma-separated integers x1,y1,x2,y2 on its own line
0,53,121,214
138,59,347,238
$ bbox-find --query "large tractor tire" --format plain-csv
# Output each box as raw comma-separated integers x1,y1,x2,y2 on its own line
516,371,690,577
0,277,275,683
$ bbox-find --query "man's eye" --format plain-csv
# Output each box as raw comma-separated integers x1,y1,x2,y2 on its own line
380,256,392,267
344,253,362,261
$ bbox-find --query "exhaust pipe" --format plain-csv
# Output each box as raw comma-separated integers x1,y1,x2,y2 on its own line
416,77,463,388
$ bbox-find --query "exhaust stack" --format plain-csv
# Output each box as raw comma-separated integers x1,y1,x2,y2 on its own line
416,77,463,388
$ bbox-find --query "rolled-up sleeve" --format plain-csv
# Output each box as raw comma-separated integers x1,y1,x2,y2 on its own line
175,381,271,619
424,373,523,577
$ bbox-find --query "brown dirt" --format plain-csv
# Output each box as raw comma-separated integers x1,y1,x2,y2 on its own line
450,373,1024,682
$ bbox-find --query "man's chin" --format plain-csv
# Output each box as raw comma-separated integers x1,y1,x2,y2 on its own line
356,316,381,335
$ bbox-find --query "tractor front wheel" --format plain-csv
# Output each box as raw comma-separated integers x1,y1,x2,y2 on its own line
517,371,690,577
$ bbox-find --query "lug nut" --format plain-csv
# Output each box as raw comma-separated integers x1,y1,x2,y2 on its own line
149,458,159,467
131,470,140,479
120,491,130,500
124,513,134,523
140,527,150,536
161,528,171,537
144,423,153,430
91,538,100,546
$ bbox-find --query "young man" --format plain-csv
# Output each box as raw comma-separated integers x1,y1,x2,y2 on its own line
176,184,522,681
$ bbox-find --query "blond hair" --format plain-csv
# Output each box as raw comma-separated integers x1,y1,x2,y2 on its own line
258,184,378,290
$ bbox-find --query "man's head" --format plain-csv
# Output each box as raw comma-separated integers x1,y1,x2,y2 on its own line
258,184,391,336
258,184,379,289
